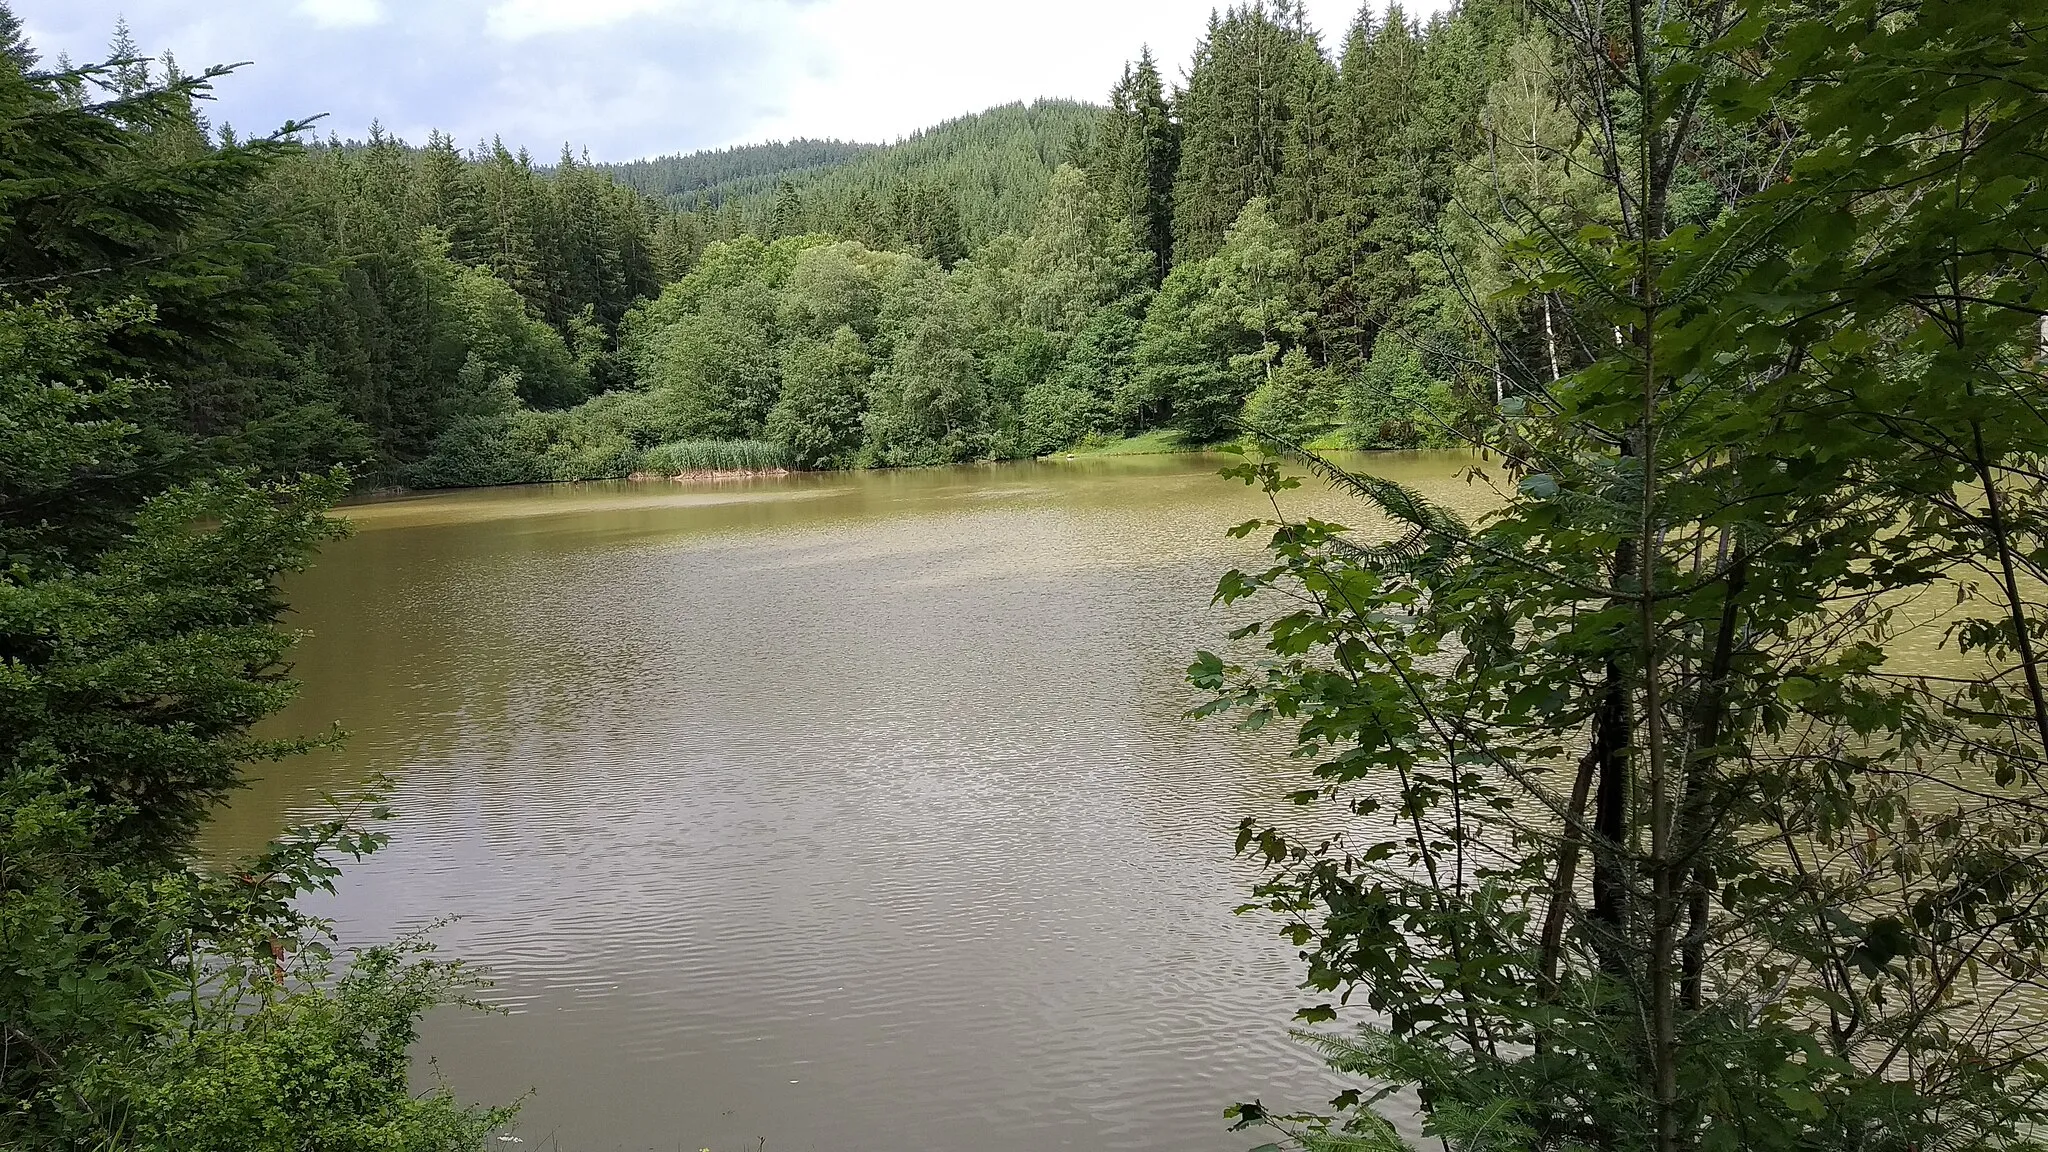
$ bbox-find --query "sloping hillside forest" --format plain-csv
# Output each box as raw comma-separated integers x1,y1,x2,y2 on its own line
13,0,1653,495
599,100,1101,249
602,138,882,212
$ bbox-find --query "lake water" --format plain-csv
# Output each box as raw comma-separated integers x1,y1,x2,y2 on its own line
206,451,1499,1152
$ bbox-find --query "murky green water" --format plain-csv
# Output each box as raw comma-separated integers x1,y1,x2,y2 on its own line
208,452,1502,1152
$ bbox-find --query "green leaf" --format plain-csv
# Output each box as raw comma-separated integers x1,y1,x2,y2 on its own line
1779,677,1821,704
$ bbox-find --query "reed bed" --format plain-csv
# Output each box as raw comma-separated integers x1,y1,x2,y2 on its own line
638,439,791,473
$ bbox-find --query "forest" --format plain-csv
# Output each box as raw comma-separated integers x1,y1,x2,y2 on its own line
8,0,2048,1149
8,0,1581,496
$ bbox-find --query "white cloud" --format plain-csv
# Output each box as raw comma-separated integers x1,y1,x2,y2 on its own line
743,0,1449,147
22,0,1454,160
485,0,693,39
297,0,386,29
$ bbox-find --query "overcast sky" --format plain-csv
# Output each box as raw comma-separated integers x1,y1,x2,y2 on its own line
17,1,1453,161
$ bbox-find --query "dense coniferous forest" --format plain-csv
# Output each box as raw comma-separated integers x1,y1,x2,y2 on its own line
733,100,1104,246
604,138,881,210
601,100,1099,248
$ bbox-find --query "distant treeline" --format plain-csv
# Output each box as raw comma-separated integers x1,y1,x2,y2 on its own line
39,0,1773,491
603,138,881,210
596,100,1101,249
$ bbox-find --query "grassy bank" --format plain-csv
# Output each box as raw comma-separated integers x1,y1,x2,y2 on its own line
1040,430,1198,459
1042,429,1376,460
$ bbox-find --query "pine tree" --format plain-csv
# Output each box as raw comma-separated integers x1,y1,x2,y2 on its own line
771,179,806,238
1171,3,1319,264
0,1,36,71
106,17,149,96
1090,48,1180,283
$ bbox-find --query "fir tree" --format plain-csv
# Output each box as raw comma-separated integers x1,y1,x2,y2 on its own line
1171,4,1316,264
1089,48,1179,283
0,1,36,71
106,17,149,96
771,179,806,238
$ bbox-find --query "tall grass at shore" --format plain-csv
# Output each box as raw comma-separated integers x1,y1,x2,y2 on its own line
638,439,791,473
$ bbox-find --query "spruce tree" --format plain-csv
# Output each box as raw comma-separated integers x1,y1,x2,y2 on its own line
1317,6,1383,365
1171,3,1319,264
1090,48,1179,283
888,181,966,268
771,179,806,238
413,130,474,236
0,1,35,71
1274,29,1339,359
1,36,506,1148
1330,4,1426,355
476,137,543,306
651,209,705,281
839,188,889,248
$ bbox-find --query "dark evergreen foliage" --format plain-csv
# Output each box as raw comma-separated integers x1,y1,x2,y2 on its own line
768,100,1100,249
601,138,879,209
1,38,506,1149
1088,49,1179,283
1170,3,1322,264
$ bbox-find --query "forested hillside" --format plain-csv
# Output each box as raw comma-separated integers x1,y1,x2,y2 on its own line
600,100,1097,249
30,0,1749,493
758,100,1100,248
603,138,879,210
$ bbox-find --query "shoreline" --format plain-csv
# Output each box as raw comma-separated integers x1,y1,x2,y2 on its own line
333,446,1473,508
627,468,793,483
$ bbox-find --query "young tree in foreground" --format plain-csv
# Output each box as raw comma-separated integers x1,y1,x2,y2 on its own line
1200,1,2048,1149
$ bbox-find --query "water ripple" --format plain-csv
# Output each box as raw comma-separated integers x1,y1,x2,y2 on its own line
219,455,1496,1152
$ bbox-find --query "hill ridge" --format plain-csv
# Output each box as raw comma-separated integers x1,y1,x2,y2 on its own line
600,99,1101,245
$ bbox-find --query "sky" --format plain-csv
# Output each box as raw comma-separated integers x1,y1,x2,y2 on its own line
16,0,1453,162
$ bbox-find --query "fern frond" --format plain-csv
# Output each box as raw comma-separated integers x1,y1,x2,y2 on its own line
1237,425,1471,577
1303,1125,1412,1152
1290,1028,1411,1079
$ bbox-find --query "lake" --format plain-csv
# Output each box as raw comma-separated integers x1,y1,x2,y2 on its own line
206,451,1498,1152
